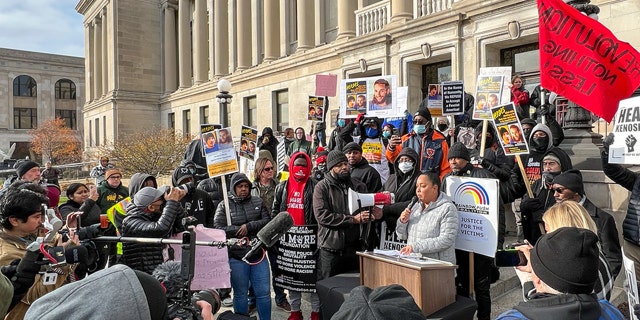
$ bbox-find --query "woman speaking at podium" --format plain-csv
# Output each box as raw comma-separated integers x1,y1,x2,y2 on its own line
395,172,458,265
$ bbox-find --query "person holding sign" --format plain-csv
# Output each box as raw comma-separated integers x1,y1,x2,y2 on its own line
442,142,504,320
386,109,451,180
273,152,320,320
396,172,458,265
509,75,530,121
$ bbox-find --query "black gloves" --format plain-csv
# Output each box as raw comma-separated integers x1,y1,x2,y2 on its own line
602,133,614,155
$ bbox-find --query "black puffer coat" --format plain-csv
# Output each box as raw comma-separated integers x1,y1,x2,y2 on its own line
121,200,184,274
382,148,420,231
602,150,640,245
213,173,270,259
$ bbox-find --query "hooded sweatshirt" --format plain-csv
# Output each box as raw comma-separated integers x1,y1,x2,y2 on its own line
25,265,163,320
522,123,554,184
382,148,420,230
287,127,313,156
258,127,279,160
285,152,312,225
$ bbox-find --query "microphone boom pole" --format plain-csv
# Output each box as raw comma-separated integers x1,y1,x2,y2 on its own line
91,236,246,248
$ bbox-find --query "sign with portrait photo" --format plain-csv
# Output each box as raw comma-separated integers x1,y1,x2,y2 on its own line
426,83,443,117
204,127,238,177
446,176,499,258
308,96,325,121
240,126,258,161
340,75,398,118
473,75,504,120
491,103,530,155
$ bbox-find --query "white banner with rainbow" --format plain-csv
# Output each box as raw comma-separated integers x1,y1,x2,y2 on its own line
445,177,499,258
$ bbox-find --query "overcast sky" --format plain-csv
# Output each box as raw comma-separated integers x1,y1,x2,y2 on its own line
0,1,85,57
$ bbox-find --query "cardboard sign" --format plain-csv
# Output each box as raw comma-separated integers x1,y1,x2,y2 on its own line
340,75,399,118
442,81,465,115
609,97,640,164
445,177,499,258
479,67,512,105
491,102,530,155
473,75,504,120
315,74,338,97
239,126,258,161
168,226,231,290
274,226,318,292
378,221,407,250
204,127,238,178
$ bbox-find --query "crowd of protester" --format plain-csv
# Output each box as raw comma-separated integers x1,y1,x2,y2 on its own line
0,82,633,320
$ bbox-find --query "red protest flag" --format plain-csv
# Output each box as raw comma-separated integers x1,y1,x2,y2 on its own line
537,0,640,122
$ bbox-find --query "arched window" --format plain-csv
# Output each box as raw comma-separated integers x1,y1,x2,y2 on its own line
55,79,76,99
13,75,37,97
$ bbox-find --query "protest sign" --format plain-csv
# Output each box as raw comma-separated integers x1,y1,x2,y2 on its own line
442,81,465,115
426,83,443,117
378,221,407,251
340,75,398,118
275,226,318,292
446,177,499,258
473,75,504,120
308,96,325,121
204,127,238,177
491,103,530,155
315,74,337,97
623,249,639,320
277,139,286,172
609,97,640,164
239,126,258,161
168,226,231,290
479,67,512,105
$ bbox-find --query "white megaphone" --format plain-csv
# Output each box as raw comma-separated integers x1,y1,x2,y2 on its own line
348,188,395,214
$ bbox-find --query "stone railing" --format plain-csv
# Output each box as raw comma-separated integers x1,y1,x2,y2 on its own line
415,0,453,17
355,1,390,36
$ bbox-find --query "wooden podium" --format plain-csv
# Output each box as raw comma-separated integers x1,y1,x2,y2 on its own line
357,251,457,316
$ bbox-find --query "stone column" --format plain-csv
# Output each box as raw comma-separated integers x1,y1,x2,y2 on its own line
93,17,103,98
390,0,413,23
214,0,229,75
164,2,178,92
337,0,357,40
236,0,251,70
101,8,108,95
296,0,313,51
193,0,208,84
85,23,93,102
178,0,192,88
263,0,279,61
314,0,325,46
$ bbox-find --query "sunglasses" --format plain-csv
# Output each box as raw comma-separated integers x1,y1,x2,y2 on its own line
552,187,566,194
263,167,274,172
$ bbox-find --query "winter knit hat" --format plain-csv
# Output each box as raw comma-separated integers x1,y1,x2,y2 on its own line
16,161,40,179
326,150,348,171
105,168,122,179
530,227,599,294
172,166,193,186
343,142,362,154
552,169,584,196
448,142,471,162
543,154,561,166
332,285,426,320
414,108,432,124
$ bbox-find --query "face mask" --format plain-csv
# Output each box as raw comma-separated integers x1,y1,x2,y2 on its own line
292,165,309,179
365,128,378,138
317,163,327,172
542,171,560,186
382,131,391,139
437,124,448,132
398,161,414,174
413,125,426,135
337,119,346,127
530,136,549,151
523,129,532,140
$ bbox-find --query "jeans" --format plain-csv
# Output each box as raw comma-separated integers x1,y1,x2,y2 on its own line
229,257,272,320
316,130,327,147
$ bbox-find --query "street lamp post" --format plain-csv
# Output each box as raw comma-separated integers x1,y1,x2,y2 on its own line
216,79,232,127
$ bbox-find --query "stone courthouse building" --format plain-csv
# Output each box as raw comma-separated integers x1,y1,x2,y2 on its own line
0,49,84,160
75,0,638,214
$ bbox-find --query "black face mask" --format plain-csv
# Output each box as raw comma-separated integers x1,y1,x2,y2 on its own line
523,129,532,140
530,136,549,152
437,124,448,132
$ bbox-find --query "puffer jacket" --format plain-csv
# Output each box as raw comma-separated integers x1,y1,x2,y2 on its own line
602,150,640,245
385,129,451,181
121,200,184,274
395,192,458,265
313,172,367,252
213,173,270,259
58,198,101,226
273,152,317,225
382,148,420,231
349,157,382,193
497,292,623,320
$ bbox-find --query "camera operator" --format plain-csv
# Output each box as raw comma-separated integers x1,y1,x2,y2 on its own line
0,181,84,319
172,166,215,229
121,186,186,274
25,264,218,320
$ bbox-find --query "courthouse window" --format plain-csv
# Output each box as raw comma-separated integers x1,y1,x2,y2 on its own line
421,61,451,99
14,108,37,129
55,79,76,99
55,110,77,129
245,96,257,128
13,75,37,97
275,90,289,133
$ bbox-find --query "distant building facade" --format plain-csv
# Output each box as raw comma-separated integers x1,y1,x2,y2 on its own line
75,0,640,147
0,48,84,160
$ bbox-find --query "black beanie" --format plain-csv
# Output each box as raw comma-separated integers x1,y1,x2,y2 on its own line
133,270,167,320
531,227,599,294
326,150,348,171
343,142,362,154
16,161,40,179
552,169,584,196
414,108,432,124
172,166,193,186
447,142,471,162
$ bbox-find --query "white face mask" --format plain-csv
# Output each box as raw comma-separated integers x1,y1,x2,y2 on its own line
398,161,414,174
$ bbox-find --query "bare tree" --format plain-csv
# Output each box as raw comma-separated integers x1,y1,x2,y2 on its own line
29,118,82,164
98,126,193,176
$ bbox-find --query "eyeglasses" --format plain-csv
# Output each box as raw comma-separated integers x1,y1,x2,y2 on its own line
108,175,122,180
552,187,566,194
263,167,274,172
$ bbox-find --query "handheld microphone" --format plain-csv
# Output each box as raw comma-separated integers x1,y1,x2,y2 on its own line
406,196,418,210
65,245,89,278
242,212,294,263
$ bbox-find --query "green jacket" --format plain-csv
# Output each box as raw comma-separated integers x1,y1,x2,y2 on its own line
97,180,129,215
